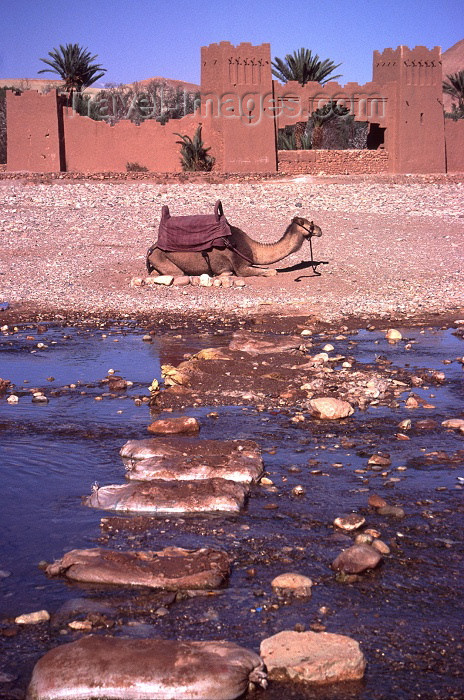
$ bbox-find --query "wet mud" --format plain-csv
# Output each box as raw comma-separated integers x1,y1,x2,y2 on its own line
0,316,463,699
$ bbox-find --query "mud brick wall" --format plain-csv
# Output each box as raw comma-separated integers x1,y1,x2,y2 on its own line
278,150,389,175
4,42,461,175
444,120,464,173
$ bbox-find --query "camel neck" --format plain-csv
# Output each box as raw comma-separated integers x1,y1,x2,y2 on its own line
233,225,304,266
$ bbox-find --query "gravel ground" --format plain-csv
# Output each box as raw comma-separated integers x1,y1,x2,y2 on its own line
1,174,463,323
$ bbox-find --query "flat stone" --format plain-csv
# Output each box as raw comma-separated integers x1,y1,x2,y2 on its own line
173,275,191,286
271,572,313,597
229,331,304,355
27,635,267,700
331,544,382,574
147,416,200,435
442,418,464,430
377,505,405,518
309,397,354,420
368,453,391,466
368,493,387,508
85,478,248,514
371,539,391,555
121,438,263,483
333,514,365,531
15,609,50,625
260,630,366,684
152,275,174,286
46,546,230,590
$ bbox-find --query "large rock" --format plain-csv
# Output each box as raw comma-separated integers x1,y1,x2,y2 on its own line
27,635,267,700
309,397,354,420
147,416,200,435
260,630,366,684
229,331,304,355
84,478,248,514
120,438,263,483
331,544,382,574
45,546,230,590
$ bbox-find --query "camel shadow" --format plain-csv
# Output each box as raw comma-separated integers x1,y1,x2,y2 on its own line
276,260,329,280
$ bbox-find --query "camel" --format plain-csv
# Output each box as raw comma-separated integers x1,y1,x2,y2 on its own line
146,216,322,278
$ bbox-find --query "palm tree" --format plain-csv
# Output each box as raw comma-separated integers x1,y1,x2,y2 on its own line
443,70,464,114
38,44,106,95
272,48,342,86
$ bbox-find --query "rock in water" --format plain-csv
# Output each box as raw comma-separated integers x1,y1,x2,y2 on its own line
260,630,366,683
333,514,365,531
331,544,382,574
120,437,263,483
385,329,402,341
271,572,313,597
84,478,248,514
309,397,354,420
45,546,231,590
27,635,267,700
147,416,200,435
228,331,304,355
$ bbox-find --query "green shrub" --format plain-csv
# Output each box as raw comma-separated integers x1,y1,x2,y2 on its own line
277,127,311,150
126,161,149,172
175,125,214,171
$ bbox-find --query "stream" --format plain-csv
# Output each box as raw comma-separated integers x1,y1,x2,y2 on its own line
0,319,463,699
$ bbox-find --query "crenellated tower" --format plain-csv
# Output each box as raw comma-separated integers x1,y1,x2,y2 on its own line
373,45,445,172
200,42,277,173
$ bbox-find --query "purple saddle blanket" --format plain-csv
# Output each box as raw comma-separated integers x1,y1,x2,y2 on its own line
156,200,232,252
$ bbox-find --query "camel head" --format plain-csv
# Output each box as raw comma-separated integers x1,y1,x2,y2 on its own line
292,217,322,238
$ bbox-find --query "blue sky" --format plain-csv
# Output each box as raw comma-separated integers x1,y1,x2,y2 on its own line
0,0,462,86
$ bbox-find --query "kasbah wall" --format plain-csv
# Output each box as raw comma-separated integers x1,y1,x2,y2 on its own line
5,41,464,175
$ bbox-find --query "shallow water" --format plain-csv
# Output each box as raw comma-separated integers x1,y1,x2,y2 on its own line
0,322,463,699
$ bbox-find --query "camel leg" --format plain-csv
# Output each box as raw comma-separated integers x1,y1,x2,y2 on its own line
147,249,185,276
232,260,278,277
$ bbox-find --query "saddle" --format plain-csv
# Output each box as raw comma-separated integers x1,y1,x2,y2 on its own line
156,200,232,252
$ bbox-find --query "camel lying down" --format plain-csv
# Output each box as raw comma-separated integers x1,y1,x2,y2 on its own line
147,216,322,278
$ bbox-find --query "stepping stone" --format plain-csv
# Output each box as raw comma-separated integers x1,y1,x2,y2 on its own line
45,546,230,590
84,478,248,514
120,438,263,483
229,330,304,355
27,635,268,700
260,630,366,684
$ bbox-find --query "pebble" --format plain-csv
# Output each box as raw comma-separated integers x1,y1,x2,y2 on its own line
386,329,402,341
368,454,391,467
271,572,313,597
309,397,354,420
368,494,387,508
333,513,366,531
377,505,405,518
15,610,50,625
147,416,200,435
371,539,391,555
442,418,464,430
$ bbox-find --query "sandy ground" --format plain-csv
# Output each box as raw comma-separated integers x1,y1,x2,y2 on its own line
0,173,463,325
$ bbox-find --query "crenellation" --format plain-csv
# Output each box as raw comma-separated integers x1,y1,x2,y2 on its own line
5,40,460,176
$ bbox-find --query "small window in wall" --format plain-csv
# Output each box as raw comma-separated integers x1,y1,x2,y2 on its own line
366,123,385,150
